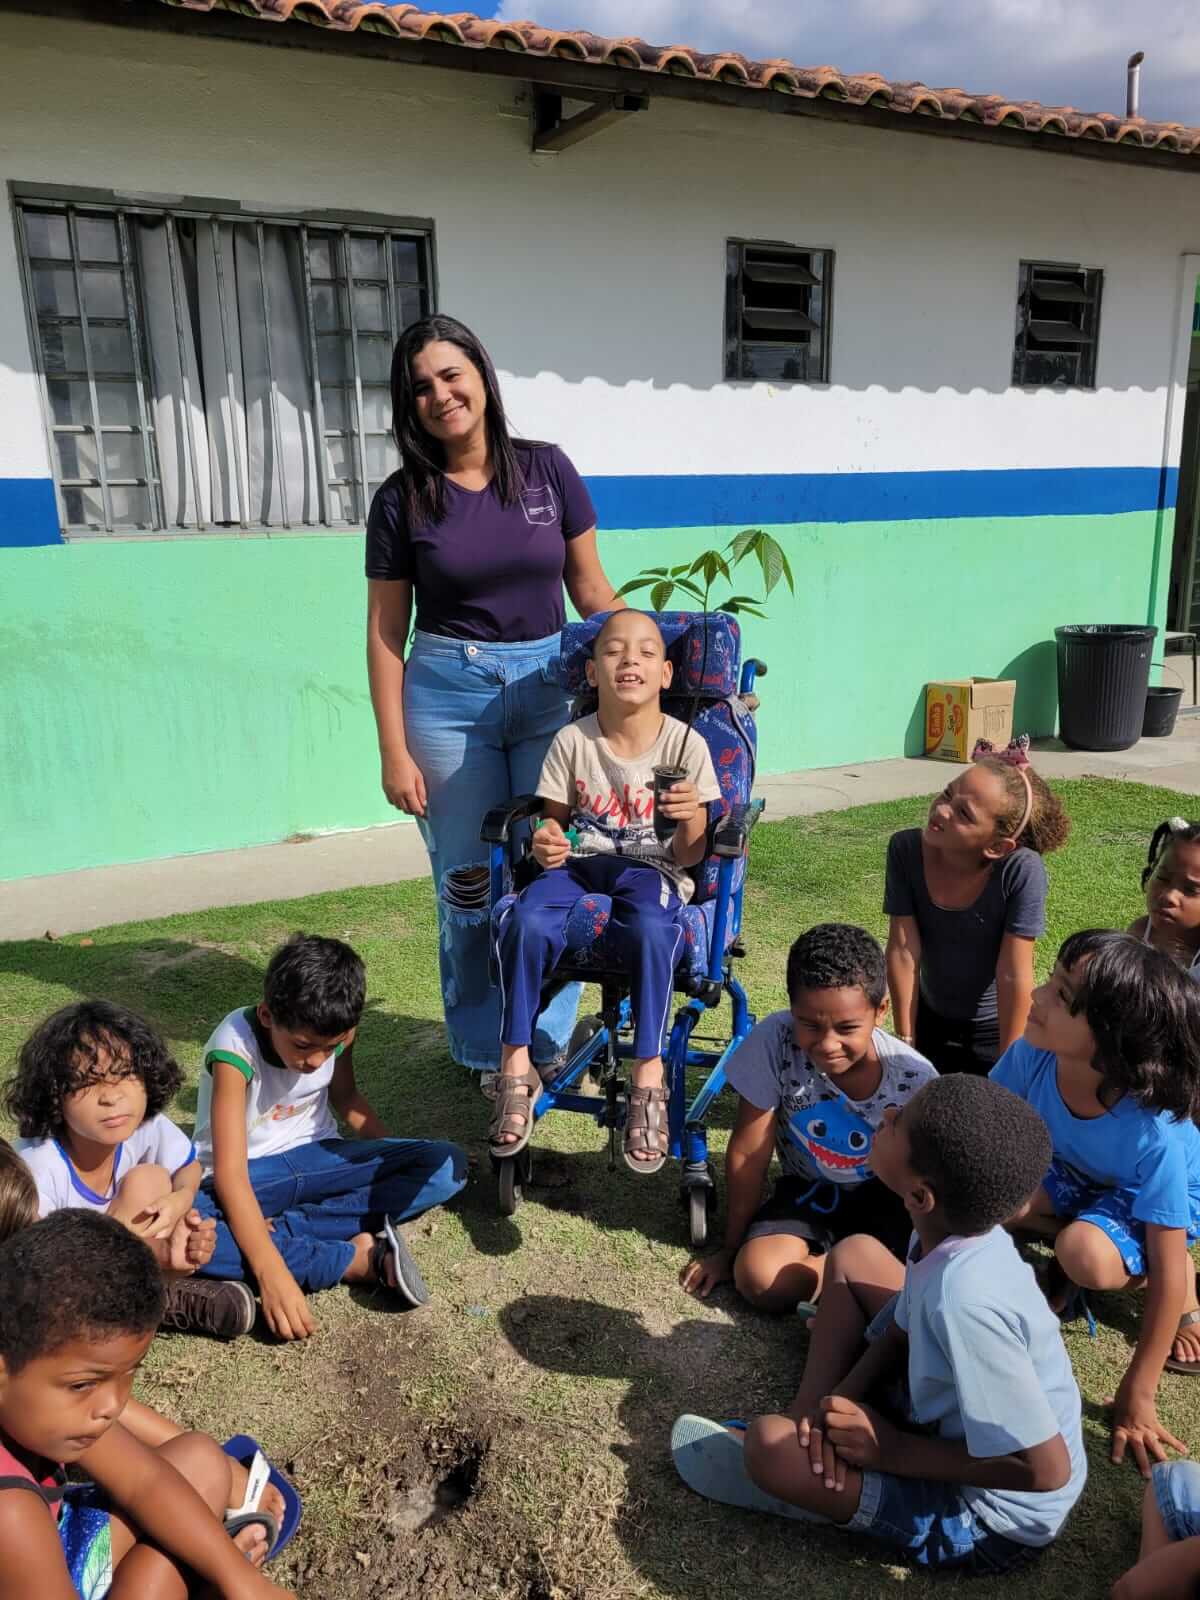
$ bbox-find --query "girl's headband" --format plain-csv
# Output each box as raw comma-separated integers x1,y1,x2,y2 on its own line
971,735,1033,840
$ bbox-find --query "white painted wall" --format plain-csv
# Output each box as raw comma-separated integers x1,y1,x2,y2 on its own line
0,10,1197,488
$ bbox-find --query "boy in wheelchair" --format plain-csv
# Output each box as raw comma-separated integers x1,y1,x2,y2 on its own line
489,610,720,1174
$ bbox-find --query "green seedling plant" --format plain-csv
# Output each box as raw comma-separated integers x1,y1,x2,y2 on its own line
615,528,794,738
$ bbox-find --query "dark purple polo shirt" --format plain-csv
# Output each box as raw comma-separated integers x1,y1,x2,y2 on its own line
364,442,597,642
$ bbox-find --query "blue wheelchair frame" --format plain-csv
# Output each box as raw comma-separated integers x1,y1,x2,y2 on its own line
479,657,766,1244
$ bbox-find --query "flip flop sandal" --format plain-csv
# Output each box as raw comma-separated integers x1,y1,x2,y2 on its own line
1165,1308,1200,1374
487,1065,542,1159
370,1216,431,1309
623,1084,669,1175
670,1415,820,1521
221,1436,303,1560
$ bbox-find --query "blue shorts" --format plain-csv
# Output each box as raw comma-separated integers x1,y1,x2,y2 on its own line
1043,1160,1200,1277
848,1471,1040,1573
59,1483,113,1600
1153,1460,1200,1543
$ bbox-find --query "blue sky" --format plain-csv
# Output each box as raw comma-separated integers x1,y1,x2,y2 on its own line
472,1,1199,124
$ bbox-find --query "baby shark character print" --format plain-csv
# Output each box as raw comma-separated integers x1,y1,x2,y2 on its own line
784,1098,875,1186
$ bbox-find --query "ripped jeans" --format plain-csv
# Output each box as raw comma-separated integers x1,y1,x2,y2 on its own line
404,629,581,1071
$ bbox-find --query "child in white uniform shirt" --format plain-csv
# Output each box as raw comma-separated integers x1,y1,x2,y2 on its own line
192,934,467,1341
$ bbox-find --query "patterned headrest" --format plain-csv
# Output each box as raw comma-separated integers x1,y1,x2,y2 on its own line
557,611,742,699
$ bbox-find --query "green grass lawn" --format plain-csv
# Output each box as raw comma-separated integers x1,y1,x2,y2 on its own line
0,777,1195,1599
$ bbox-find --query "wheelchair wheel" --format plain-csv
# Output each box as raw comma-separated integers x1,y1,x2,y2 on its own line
496,1147,531,1217
688,1188,709,1248
568,1014,604,1057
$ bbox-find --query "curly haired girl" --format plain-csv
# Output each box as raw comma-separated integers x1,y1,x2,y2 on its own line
4,1000,214,1276
885,736,1071,1075
1129,818,1200,979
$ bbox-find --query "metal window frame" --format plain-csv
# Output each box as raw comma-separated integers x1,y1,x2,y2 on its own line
9,181,437,542
723,235,834,385
1012,258,1104,390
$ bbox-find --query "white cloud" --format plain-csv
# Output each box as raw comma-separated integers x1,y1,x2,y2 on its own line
492,0,1200,122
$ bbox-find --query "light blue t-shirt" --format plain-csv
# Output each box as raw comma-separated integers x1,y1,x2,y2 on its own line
991,1040,1200,1228
896,1225,1086,1546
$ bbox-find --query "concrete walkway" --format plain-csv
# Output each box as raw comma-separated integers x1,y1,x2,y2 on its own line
6,719,1200,941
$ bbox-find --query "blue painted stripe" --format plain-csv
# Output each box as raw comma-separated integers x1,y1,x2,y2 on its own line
0,479,61,547
0,466,1178,549
586,466,1177,530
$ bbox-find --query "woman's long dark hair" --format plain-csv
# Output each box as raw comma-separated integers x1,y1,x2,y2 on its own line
1058,929,1200,1121
389,315,525,531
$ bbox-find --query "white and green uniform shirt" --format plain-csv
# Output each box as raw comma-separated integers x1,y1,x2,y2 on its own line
194,1007,342,1173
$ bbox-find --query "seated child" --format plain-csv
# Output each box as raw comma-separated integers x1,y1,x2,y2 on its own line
995,930,1200,1470
680,923,936,1310
673,1075,1086,1575
0,1209,295,1600
0,1138,287,1568
4,1000,253,1341
1113,1460,1200,1599
1128,818,1200,977
490,609,720,1174
885,738,1071,1075
192,932,468,1341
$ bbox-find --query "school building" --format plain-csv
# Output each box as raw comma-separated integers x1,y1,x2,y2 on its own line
3,0,1200,883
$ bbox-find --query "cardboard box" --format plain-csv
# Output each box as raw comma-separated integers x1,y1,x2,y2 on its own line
925,678,1016,763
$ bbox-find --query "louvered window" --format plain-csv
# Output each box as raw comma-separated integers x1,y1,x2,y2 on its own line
1013,261,1102,388
724,240,832,383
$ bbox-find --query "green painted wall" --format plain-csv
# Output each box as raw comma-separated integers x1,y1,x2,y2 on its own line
0,509,1163,881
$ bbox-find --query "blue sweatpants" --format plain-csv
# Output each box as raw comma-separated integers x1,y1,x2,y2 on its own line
495,854,683,1059
194,1136,468,1292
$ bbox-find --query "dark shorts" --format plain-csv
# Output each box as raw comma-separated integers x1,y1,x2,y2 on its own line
915,1006,1000,1077
742,1174,912,1259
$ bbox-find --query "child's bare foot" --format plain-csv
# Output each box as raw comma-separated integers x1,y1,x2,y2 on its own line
226,1464,286,1566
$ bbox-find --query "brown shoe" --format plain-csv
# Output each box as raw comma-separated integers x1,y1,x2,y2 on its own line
161,1277,256,1340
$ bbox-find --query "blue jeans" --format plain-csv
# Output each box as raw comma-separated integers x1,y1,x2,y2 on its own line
193,1137,467,1292
404,629,580,1070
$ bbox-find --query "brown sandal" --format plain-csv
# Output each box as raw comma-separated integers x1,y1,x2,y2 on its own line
1165,1308,1200,1374
488,1066,542,1159
623,1084,669,1175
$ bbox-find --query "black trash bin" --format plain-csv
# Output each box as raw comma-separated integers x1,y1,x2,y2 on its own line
1055,624,1157,752
1143,686,1183,738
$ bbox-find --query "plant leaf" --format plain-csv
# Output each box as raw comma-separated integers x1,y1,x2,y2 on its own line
614,576,659,598
756,533,794,596
672,578,707,603
649,580,676,611
670,563,693,577
727,528,763,565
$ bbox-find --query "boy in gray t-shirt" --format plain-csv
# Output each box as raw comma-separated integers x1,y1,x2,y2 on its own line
681,924,935,1312
673,1076,1086,1575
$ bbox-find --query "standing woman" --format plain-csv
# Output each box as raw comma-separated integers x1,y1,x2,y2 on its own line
366,316,623,1077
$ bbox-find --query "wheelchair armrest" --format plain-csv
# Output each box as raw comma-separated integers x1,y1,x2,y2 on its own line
713,799,765,858
480,794,545,844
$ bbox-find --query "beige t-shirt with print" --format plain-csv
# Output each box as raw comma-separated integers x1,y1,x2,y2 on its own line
536,713,721,904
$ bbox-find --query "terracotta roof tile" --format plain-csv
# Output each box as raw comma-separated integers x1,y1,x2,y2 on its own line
156,0,1200,158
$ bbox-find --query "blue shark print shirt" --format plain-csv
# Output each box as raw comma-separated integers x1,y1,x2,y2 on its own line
726,1012,937,1186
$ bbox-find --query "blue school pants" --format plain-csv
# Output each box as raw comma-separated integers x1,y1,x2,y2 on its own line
495,854,683,1059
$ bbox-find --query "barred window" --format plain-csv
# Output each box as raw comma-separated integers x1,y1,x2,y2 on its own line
724,239,833,383
1013,260,1103,388
15,191,434,536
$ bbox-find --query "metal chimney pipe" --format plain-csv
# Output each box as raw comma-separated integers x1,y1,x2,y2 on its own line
1127,50,1145,119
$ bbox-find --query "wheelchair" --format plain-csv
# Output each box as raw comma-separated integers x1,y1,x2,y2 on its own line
479,611,765,1246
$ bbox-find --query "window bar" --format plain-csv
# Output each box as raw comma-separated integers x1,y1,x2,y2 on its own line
383,230,399,342
299,225,330,528
13,206,69,535
115,209,161,531
255,220,291,529
341,229,371,522
65,207,114,533
163,214,207,531
209,218,249,531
